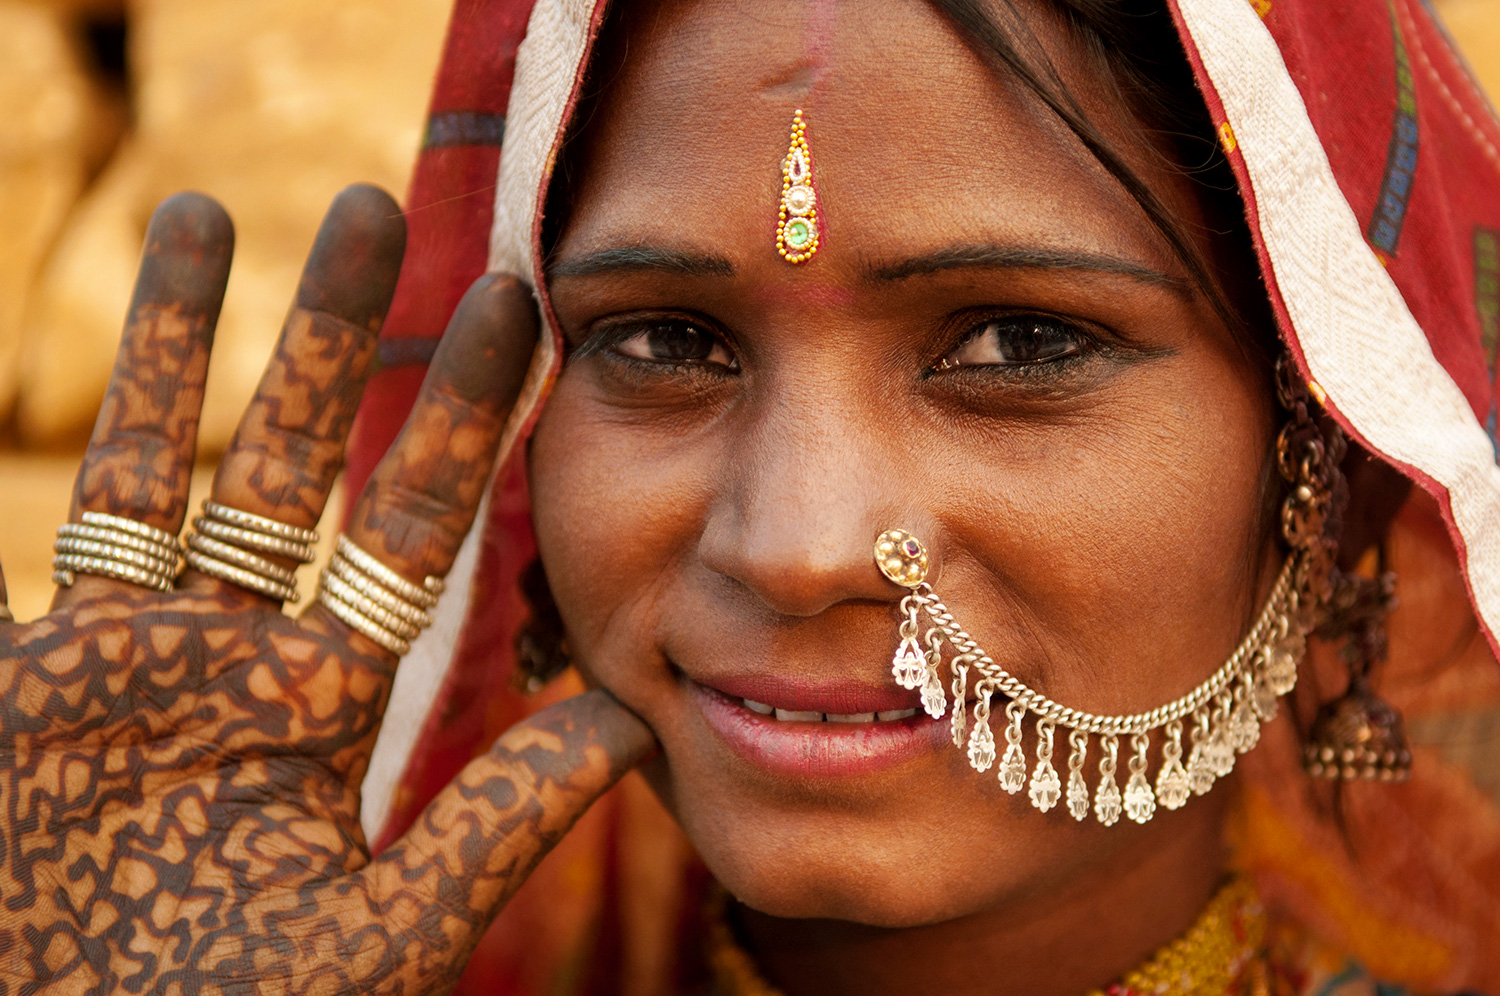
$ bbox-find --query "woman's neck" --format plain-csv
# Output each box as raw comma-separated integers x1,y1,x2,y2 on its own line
734,799,1232,996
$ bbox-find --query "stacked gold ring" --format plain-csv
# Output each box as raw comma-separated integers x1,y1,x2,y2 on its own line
183,501,318,602
52,511,182,593
315,535,444,655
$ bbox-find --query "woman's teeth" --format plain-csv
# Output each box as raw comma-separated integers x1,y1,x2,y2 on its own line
742,700,917,723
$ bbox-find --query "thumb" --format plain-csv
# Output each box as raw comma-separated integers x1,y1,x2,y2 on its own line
353,689,656,990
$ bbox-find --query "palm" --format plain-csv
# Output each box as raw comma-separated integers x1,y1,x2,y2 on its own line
0,190,651,995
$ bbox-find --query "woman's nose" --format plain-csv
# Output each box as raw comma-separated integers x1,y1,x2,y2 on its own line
696,399,924,617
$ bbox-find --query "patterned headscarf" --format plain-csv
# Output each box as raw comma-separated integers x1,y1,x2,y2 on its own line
346,0,1500,990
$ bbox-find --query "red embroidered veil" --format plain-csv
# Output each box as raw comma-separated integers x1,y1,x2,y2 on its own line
344,0,1500,990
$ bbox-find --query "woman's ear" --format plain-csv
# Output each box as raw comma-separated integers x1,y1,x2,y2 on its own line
1336,440,1412,569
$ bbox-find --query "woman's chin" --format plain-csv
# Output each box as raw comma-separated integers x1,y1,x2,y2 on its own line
710,856,983,928
642,761,1064,929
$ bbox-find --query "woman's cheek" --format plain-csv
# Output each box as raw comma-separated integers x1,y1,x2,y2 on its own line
527,378,711,690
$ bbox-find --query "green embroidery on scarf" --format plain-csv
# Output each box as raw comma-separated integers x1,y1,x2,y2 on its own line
1368,0,1419,256
1476,227,1500,372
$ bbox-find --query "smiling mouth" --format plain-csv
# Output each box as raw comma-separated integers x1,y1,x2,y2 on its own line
688,680,948,778
738,699,920,723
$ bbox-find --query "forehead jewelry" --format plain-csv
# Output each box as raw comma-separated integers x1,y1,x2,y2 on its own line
873,379,1343,825
776,108,820,263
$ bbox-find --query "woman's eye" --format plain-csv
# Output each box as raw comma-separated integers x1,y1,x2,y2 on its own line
611,321,736,369
940,316,1087,370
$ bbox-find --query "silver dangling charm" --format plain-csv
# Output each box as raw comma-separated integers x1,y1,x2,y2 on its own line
1252,669,1281,722
1230,673,1261,754
1066,730,1090,821
1123,733,1157,824
1187,706,1215,796
1095,734,1122,826
892,597,926,690
1155,719,1191,810
1028,718,1062,812
967,685,996,772
998,701,1027,794
920,626,947,719
950,660,970,747
1207,692,1236,777
1262,624,1302,697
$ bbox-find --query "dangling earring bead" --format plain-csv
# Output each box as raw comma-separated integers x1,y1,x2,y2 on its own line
999,701,1027,793
776,108,821,263
1156,719,1191,810
1065,730,1090,821
1028,718,1062,813
1304,568,1412,781
1095,735,1122,826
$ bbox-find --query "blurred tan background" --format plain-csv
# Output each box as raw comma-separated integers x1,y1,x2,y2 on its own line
0,0,1497,622
0,0,453,619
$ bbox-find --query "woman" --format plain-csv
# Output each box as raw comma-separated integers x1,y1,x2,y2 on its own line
0,0,1496,993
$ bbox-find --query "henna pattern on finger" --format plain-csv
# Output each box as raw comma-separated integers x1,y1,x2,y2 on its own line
72,312,213,531
213,307,382,526
212,186,405,532
69,194,232,534
354,692,652,992
348,274,539,584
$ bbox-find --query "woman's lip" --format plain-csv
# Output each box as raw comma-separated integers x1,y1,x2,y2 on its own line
701,674,921,716
690,682,949,778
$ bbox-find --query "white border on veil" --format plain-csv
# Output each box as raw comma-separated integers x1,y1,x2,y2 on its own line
1170,0,1500,642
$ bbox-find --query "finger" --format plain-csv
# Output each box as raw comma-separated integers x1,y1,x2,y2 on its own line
341,272,538,591
68,192,234,534
207,185,406,545
352,690,655,985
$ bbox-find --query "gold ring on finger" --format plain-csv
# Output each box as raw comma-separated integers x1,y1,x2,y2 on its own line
182,500,316,602
53,537,178,577
185,533,299,586
314,534,444,657
57,523,180,562
53,514,182,592
325,555,432,626
201,501,319,545
192,517,317,563
52,552,174,593
183,550,299,602
78,511,179,549
334,535,443,607
317,588,411,655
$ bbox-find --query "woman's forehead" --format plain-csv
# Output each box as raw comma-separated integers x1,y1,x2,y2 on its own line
555,0,1184,280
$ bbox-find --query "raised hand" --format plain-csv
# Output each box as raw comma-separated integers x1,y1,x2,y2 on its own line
0,189,654,994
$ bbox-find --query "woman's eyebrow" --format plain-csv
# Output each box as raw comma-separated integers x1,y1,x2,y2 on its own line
865,243,1187,290
547,245,736,279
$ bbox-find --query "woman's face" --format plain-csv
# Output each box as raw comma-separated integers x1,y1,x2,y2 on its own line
531,0,1277,926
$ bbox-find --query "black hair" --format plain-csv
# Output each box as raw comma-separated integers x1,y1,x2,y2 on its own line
931,0,1276,362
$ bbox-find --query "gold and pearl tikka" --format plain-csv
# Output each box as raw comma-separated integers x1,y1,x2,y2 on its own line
872,377,1341,826
776,108,820,263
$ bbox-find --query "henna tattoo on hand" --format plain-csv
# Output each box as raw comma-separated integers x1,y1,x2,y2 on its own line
0,590,649,994
1,190,636,993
